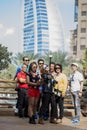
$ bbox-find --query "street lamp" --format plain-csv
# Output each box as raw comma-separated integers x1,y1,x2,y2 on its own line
49,54,52,66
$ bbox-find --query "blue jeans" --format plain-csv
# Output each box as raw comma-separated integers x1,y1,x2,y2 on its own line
71,91,81,120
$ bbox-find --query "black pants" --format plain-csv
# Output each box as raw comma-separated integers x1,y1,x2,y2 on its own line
56,96,64,119
39,92,57,118
18,88,28,117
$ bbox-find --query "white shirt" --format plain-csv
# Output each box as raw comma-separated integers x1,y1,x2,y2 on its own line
70,71,84,92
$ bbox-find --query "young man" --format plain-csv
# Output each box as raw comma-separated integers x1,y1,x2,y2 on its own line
69,63,84,123
14,56,30,115
49,62,56,77
17,64,28,118
14,57,30,80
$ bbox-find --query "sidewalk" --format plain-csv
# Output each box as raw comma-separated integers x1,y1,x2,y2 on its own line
0,115,86,130
63,109,87,130
0,109,87,130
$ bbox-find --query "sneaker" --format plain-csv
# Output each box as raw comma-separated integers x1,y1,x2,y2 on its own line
71,119,80,123
34,112,39,119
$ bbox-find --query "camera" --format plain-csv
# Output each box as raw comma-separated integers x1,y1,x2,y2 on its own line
42,73,58,85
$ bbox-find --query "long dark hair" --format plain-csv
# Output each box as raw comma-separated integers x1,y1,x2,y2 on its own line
29,62,37,72
55,63,62,72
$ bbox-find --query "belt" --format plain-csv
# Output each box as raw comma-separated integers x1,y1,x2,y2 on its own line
20,88,28,90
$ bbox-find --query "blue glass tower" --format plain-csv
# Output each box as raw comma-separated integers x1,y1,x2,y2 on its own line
23,0,64,54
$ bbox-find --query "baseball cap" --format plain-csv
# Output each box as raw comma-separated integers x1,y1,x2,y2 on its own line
44,64,49,70
71,63,78,67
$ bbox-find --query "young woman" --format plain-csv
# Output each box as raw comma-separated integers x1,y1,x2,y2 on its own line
27,62,41,124
54,64,67,123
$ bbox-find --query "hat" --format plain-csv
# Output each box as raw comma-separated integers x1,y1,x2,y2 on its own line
44,64,49,70
71,63,78,67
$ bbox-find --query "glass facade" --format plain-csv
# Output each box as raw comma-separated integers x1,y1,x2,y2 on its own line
24,0,35,53
36,0,49,54
23,0,64,54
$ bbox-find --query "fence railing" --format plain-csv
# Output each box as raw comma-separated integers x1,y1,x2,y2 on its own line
0,79,17,109
0,79,74,109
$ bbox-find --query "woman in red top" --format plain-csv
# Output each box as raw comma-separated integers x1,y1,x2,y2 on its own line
27,62,41,124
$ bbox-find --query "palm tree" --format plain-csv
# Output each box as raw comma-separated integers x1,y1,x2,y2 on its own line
44,51,68,67
12,52,39,67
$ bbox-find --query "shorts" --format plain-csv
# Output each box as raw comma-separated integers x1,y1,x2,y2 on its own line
28,87,40,98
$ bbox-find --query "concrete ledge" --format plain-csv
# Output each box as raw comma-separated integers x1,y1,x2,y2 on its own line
0,108,14,116
0,107,74,117
64,109,74,117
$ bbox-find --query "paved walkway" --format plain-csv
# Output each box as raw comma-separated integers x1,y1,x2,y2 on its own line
0,115,87,130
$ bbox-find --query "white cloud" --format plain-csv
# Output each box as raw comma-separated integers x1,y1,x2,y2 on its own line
0,25,21,54
0,24,4,29
65,38,70,43
58,0,72,3
64,36,71,53
0,25,15,38
5,28,15,36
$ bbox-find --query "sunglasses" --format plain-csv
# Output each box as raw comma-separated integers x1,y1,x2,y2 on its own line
39,63,44,65
24,60,29,61
55,67,60,70
32,66,37,68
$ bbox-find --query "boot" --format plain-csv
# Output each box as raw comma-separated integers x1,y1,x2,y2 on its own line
38,118,44,124
18,109,23,118
29,116,36,124
50,117,58,124
32,115,36,124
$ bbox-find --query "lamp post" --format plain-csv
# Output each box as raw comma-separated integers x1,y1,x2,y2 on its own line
49,54,52,66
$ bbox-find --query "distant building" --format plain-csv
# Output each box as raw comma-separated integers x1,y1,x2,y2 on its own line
77,0,87,58
23,0,64,55
71,0,87,59
70,29,77,56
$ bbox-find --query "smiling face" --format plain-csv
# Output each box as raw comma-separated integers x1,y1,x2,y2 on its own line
71,65,78,72
55,65,61,74
50,63,55,73
23,57,30,65
38,59,44,69
31,63,37,73
22,64,27,72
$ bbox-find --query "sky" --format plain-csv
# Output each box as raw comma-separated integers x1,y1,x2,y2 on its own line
0,0,76,54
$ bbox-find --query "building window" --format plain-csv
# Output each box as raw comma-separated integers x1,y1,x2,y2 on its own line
80,45,85,50
81,11,87,16
81,28,86,33
73,46,77,52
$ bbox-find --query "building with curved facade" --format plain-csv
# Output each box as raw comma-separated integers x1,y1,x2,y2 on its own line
23,0,64,54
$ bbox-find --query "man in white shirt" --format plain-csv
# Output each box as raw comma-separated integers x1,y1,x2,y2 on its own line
69,63,84,123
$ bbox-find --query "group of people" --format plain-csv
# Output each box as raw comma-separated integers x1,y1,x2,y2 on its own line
14,56,84,124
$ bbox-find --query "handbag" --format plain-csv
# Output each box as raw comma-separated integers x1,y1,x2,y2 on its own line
54,89,62,97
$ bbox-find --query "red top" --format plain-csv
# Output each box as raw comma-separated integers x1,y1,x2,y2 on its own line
17,71,28,89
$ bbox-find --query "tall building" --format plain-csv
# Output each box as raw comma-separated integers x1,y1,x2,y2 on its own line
23,0,64,54
77,0,87,58
71,0,87,59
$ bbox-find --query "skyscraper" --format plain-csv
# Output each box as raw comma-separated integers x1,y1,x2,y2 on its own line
23,0,64,55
